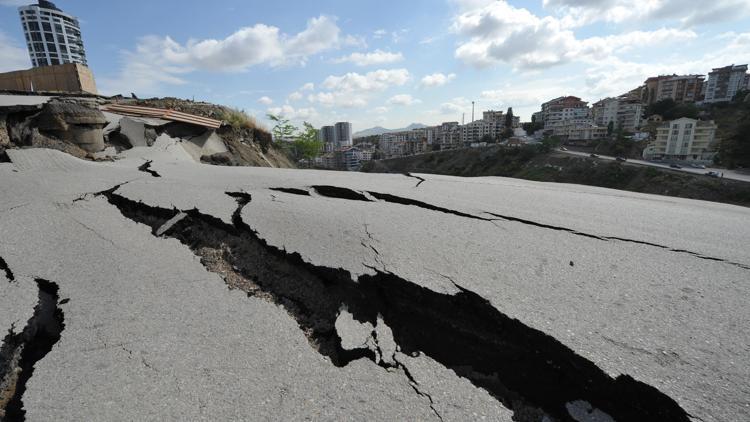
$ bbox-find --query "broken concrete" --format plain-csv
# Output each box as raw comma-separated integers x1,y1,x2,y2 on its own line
32,101,107,152
117,116,168,148
0,148,749,421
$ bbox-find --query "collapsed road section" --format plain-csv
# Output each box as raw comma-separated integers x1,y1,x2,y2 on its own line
99,186,690,422
0,279,65,421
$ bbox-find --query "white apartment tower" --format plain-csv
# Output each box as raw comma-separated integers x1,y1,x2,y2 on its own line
18,1,87,68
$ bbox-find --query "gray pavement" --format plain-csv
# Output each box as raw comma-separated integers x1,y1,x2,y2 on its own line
1,148,749,421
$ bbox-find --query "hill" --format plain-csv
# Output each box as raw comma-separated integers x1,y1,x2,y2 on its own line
362,145,750,207
353,123,426,138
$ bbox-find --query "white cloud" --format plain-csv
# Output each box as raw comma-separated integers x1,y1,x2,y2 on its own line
322,68,411,92
267,104,318,121
373,106,389,114
342,34,367,48
387,94,421,106
300,82,315,91
452,1,696,70
334,49,404,66
258,96,274,105
288,91,304,101
100,15,345,96
543,0,750,28
420,73,456,88
373,29,388,39
428,97,472,117
307,69,411,109
0,31,29,72
308,92,368,108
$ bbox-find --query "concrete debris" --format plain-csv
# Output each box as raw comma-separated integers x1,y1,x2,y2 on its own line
32,100,107,152
0,94,293,169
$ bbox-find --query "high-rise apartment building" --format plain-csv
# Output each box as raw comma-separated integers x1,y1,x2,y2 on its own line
704,64,748,103
642,75,704,104
334,122,353,148
18,1,87,68
540,96,589,129
592,96,644,132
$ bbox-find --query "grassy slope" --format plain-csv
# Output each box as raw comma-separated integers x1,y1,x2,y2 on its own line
363,146,750,207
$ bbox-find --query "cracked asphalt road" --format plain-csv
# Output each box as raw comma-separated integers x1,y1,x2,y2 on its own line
1,148,749,421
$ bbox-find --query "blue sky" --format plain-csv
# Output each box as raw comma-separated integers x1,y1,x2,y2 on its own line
2,0,750,132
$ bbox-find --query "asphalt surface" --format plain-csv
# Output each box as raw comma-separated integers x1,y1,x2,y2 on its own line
0,147,748,421
557,149,750,183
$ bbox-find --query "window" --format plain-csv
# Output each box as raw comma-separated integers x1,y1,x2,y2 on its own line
54,24,63,33
46,43,57,52
45,33,55,42
30,32,42,41
41,22,51,31
33,42,45,51
28,21,40,31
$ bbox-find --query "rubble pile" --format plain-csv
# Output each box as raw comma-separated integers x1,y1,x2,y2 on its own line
0,94,292,168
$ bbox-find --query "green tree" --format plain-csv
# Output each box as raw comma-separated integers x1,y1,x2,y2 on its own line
293,122,324,165
267,114,296,142
607,121,615,136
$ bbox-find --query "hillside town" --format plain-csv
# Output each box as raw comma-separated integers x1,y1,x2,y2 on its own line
310,64,750,171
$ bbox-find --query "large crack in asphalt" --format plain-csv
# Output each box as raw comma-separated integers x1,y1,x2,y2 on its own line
99,186,689,422
294,186,749,271
0,279,66,421
0,257,14,283
137,160,161,178
403,173,426,188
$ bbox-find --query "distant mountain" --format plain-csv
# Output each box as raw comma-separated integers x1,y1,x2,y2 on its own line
353,123,427,138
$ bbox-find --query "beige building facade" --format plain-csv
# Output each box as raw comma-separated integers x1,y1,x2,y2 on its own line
0,63,97,94
643,118,717,162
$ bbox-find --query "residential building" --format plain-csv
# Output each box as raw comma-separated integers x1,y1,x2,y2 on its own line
380,128,428,158
642,74,704,104
704,64,748,103
319,125,335,143
553,119,607,141
18,0,87,67
642,118,717,162
334,122,353,148
460,118,505,144
592,96,644,132
540,96,589,129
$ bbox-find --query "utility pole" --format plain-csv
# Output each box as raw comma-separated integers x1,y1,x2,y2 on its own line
471,101,475,122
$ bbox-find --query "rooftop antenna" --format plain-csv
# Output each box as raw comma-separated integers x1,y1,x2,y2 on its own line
471,101,475,122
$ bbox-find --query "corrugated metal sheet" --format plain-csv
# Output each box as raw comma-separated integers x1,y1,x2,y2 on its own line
101,104,222,129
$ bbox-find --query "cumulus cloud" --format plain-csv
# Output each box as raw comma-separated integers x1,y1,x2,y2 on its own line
334,49,404,66
300,82,315,91
420,73,456,88
387,94,421,106
0,31,29,72
306,69,411,109
428,97,472,117
100,16,345,96
543,0,750,28
452,1,696,70
373,106,389,114
258,96,274,105
373,29,388,39
288,91,304,101
321,69,411,92
267,105,318,121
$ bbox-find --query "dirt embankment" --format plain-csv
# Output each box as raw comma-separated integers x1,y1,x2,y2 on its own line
363,146,750,207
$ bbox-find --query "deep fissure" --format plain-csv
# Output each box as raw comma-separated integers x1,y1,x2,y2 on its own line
0,279,66,421
137,160,161,178
0,257,14,283
99,187,689,422
283,186,748,270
